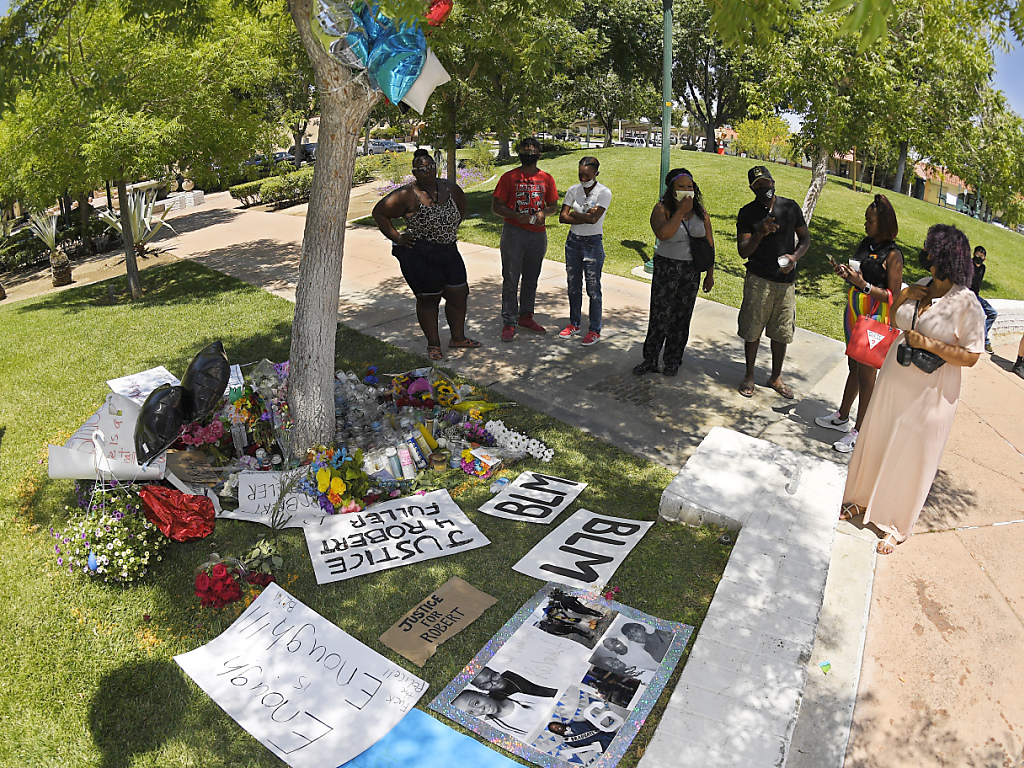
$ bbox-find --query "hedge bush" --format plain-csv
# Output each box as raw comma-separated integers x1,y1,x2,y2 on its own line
259,166,315,207
229,180,264,207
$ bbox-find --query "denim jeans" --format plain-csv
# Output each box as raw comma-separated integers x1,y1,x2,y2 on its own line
565,232,605,333
977,295,997,344
500,223,547,325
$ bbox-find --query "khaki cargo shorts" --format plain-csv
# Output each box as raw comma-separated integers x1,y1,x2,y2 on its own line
737,272,796,344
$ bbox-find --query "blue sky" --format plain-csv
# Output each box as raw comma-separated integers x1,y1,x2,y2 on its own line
0,0,1019,115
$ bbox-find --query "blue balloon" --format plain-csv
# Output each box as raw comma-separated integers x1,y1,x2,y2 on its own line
88,552,98,571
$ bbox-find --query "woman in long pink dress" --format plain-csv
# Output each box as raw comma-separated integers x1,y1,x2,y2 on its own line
840,224,985,555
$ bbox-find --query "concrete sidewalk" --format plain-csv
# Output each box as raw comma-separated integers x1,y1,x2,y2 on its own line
7,191,1022,767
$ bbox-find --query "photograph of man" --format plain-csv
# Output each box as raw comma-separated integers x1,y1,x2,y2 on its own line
580,665,640,708
546,719,616,753
620,621,672,664
451,690,536,735
471,666,559,700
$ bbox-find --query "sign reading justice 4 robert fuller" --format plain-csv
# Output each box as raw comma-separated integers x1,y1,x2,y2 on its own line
304,489,490,585
512,509,653,590
478,472,587,524
174,585,427,768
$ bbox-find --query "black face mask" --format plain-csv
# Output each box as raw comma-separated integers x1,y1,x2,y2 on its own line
753,185,775,206
519,153,540,165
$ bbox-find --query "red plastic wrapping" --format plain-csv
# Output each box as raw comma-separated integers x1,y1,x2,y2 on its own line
139,485,215,542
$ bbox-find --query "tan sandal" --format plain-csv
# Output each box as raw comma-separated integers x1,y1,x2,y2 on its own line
427,346,443,361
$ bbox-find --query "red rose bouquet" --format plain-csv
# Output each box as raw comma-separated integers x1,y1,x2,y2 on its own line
195,559,243,608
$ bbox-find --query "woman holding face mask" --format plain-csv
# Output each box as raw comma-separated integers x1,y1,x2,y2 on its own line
633,168,715,376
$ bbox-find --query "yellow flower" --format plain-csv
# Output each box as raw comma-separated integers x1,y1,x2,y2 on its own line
330,476,347,495
316,467,330,493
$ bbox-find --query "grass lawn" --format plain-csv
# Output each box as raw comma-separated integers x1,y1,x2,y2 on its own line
444,148,1024,342
0,261,730,768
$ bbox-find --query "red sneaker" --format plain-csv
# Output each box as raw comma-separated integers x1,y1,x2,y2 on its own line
501,324,516,342
559,324,580,339
581,331,600,346
518,314,546,333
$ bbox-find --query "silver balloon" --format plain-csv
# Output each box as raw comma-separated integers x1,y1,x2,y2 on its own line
311,0,367,70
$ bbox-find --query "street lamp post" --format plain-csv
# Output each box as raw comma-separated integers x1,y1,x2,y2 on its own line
660,0,673,196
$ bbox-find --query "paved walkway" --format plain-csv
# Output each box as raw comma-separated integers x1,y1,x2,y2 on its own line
5,191,1023,767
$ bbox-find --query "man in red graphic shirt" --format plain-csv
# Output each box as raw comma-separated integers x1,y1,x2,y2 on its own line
491,137,560,342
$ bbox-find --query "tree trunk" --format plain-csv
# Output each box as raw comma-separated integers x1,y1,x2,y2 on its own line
116,179,143,300
496,134,511,161
362,114,373,156
601,115,614,147
292,129,306,168
851,146,857,193
892,140,908,194
77,191,95,255
802,147,829,225
702,120,716,152
287,0,380,456
446,97,458,181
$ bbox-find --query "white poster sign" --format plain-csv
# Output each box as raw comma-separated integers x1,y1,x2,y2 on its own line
512,510,653,590
106,366,181,405
48,393,166,481
220,471,324,528
478,472,587,524
175,586,427,768
304,489,490,585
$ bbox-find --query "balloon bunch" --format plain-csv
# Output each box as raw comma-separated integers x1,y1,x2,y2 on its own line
310,0,452,113
134,341,231,465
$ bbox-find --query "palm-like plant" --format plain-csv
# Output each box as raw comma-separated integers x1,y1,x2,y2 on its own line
27,212,72,285
97,190,177,256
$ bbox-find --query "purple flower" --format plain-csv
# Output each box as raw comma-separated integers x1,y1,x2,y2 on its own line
319,495,333,514
57,557,63,565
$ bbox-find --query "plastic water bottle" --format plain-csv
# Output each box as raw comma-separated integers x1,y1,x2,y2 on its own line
489,477,510,494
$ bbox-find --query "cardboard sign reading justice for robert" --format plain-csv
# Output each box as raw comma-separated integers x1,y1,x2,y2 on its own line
478,472,587,524
512,510,653,590
174,585,427,768
380,578,497,666
304,490,490,585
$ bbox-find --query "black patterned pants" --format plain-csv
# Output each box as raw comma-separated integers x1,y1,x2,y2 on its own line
641,255,701,367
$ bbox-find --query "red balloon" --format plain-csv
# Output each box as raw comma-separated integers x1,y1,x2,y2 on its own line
425,0,453,26
138,485,216,542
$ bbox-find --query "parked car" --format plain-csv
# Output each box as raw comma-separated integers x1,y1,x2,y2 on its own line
366,139,407,154
626,137,647,148
288,143,317,162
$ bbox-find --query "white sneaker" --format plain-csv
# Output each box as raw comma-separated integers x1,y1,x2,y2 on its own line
834,429,858,453
815,411,851,432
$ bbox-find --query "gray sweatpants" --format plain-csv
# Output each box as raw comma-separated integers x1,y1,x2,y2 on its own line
500,223,547,326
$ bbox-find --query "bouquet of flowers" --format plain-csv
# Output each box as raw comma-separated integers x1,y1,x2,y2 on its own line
228,385,276,451
195,556,244,608
51,482,167,583
298,445,373,514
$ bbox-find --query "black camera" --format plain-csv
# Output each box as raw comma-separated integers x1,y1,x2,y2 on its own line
896,341,945,373
896,342,914,366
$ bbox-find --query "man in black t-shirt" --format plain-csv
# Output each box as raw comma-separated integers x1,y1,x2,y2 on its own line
970,246,996,353
735,166,810,399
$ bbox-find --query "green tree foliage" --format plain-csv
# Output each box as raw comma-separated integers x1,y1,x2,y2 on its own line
733,115,793,160
946,88,1024,226
672,0,751,152
0,0,275,297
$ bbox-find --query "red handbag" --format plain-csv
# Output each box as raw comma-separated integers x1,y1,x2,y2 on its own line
846,315,899,369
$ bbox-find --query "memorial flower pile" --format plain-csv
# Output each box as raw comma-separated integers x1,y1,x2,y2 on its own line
195,560,244,608
298,445,373,514
51,483,167,583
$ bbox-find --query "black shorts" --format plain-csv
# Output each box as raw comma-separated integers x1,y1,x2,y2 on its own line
394,240,468,296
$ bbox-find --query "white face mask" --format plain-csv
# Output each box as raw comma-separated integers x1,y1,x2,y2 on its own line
675,190,695,201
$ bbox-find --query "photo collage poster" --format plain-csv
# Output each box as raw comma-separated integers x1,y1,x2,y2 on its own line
428,583,693,768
